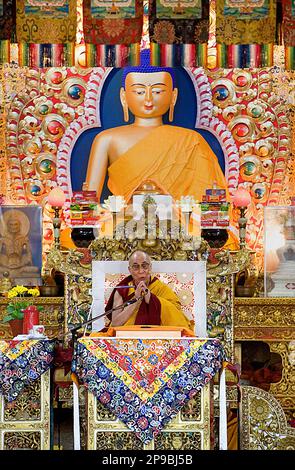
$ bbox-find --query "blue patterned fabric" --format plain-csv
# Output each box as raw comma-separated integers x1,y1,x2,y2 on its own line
72,338,226,443
0,339,55,402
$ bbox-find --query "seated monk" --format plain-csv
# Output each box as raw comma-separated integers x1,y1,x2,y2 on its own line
84,49,228,204
106,249,192,330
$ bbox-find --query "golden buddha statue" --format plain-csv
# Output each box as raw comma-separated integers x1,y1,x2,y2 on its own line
84,50,227,204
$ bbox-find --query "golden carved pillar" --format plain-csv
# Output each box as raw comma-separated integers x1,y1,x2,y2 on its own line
234,297,295,415
0,370,51,450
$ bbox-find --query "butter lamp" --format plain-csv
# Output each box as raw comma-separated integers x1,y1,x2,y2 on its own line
48,187,66,248
233,188,251,249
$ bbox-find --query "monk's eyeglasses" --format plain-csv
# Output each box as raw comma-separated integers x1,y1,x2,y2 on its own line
129,263,151,272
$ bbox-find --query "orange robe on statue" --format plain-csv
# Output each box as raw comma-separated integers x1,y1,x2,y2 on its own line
108,125,227,202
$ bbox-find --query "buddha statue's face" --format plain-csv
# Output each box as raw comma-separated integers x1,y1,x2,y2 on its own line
122,71,177,119
7,218,21,234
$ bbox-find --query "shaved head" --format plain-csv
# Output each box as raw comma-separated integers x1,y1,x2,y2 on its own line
128,250,152,285
129,250,151,267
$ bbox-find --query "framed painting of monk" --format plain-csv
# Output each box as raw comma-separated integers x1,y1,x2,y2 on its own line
0,205,42,286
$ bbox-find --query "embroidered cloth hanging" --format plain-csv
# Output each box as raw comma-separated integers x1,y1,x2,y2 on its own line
83,0,143,66
16,0,77,66
282,0,295,69
216,0,277,68
149,0,209,67
0,0,16,63
0,339,55,402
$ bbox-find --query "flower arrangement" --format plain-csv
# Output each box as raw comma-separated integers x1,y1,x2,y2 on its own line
3,286,41,322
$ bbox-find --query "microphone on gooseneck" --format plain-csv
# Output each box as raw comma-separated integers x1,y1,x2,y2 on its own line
125,297,139,306
113,285,136,289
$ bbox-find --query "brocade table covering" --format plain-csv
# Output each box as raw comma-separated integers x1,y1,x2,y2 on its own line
72,337,226,443
0,339,55,402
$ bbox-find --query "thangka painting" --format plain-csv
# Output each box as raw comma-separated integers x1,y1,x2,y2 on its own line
24,0,70,17
16,0,77,43
156,0,202,20
83,0,143,46
0,205,42,286
150,0,209,46
224,0,269,19
90,0,136,19
216,0,276,44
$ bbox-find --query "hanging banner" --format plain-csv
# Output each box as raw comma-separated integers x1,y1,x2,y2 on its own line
282,0,295,47
156,0,202,20
216,0,276,45
149,0,209,66
282,0,295,69
16,0,77,43
224,0,269,19
83,0,143,45
85,43,140,67
0,0,15,40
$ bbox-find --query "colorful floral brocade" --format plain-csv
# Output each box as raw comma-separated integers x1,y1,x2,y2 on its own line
282,0,295,47
83,0,143,45
16,0,77,43
0,339,55,402
72,337,225,443
216,0,276,45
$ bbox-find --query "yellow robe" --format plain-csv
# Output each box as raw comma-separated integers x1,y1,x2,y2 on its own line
119,277,193,331
108,125,227,202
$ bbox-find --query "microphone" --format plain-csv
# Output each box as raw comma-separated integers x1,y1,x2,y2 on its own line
56,295,140,341
125,297,139,306
113,285,136,289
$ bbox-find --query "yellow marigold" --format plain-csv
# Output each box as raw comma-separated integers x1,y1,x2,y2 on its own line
6,285,40,299
14,285,28,295
28,288,40,297
7,289,18,298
